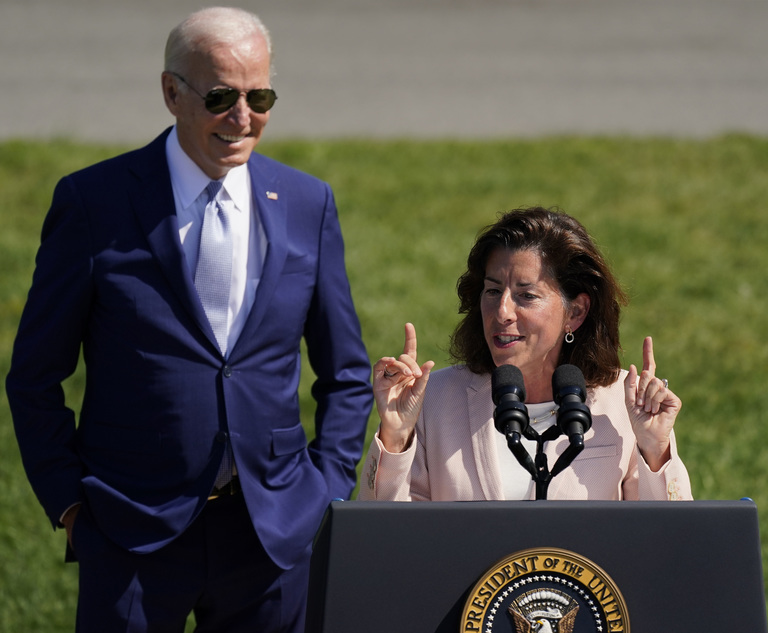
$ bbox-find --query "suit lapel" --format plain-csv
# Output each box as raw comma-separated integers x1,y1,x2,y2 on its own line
228,155,287,358
466,371,505,500
127,131,214,346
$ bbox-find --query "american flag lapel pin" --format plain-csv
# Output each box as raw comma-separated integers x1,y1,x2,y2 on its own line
266,191,278,200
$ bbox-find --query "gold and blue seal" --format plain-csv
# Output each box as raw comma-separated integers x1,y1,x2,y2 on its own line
461,548,629,633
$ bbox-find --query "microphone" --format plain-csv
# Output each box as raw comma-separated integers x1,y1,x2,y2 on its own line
492,364,529,438
492,364,536,480
552,364,592,445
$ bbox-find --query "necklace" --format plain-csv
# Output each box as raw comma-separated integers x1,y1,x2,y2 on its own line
530,408,558,425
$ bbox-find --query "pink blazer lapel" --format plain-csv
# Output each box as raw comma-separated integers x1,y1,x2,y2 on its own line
465,371,505,500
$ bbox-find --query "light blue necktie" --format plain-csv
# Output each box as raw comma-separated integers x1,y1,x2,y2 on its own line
195,180,231,357
196,180,235,488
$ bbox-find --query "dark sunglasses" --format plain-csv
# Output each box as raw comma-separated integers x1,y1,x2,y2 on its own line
171,72,277,114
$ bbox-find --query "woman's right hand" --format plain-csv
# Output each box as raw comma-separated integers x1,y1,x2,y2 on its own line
373,323,435,453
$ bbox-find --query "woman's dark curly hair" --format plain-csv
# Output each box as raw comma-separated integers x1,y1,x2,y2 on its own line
448,207,628,388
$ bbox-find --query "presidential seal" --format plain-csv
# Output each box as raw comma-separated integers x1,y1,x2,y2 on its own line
461,548,629,633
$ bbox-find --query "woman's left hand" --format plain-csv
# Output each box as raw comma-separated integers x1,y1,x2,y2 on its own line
623,336,681,472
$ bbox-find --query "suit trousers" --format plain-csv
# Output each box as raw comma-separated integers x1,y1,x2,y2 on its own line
71,494,310,633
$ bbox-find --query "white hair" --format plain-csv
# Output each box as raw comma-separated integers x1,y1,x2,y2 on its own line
164,7,273,76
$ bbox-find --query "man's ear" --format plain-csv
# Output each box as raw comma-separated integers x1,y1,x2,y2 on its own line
161,72,181,116
569,292,590,332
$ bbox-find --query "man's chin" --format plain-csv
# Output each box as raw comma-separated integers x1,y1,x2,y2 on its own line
210,147,256,173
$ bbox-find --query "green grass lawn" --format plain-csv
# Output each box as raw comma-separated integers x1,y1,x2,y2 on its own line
1,135,767,630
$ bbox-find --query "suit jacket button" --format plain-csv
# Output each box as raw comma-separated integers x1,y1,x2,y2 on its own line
222,365,232,378
216,431,228,443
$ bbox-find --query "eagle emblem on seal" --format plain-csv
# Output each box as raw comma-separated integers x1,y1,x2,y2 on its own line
508,589,579,633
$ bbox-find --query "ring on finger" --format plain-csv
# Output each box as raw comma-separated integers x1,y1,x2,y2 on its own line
661,378,669,389
383,370,395,378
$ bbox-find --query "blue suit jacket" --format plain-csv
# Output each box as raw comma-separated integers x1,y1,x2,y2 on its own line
6,129,373,570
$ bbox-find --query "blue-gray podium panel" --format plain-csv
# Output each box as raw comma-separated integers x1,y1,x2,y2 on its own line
306,500,766,633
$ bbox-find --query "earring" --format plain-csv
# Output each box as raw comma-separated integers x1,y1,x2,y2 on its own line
564,327,575,344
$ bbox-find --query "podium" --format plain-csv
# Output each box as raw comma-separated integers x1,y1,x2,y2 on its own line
306,499,767,633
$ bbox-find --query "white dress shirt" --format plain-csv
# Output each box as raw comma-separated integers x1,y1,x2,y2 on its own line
166,127,267,356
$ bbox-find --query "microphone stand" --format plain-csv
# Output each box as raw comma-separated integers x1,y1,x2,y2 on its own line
505,425,585,500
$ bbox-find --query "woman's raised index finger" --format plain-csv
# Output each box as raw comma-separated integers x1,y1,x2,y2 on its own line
642,336,657,374
403,322,418,360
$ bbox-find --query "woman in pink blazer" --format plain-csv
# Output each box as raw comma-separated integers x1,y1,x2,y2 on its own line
359,207,691,502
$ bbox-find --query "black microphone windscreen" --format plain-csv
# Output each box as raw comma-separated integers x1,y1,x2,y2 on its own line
492,364,526,404
552,364,587,401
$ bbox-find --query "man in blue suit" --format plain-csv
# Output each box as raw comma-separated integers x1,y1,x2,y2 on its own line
5,7,372,632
